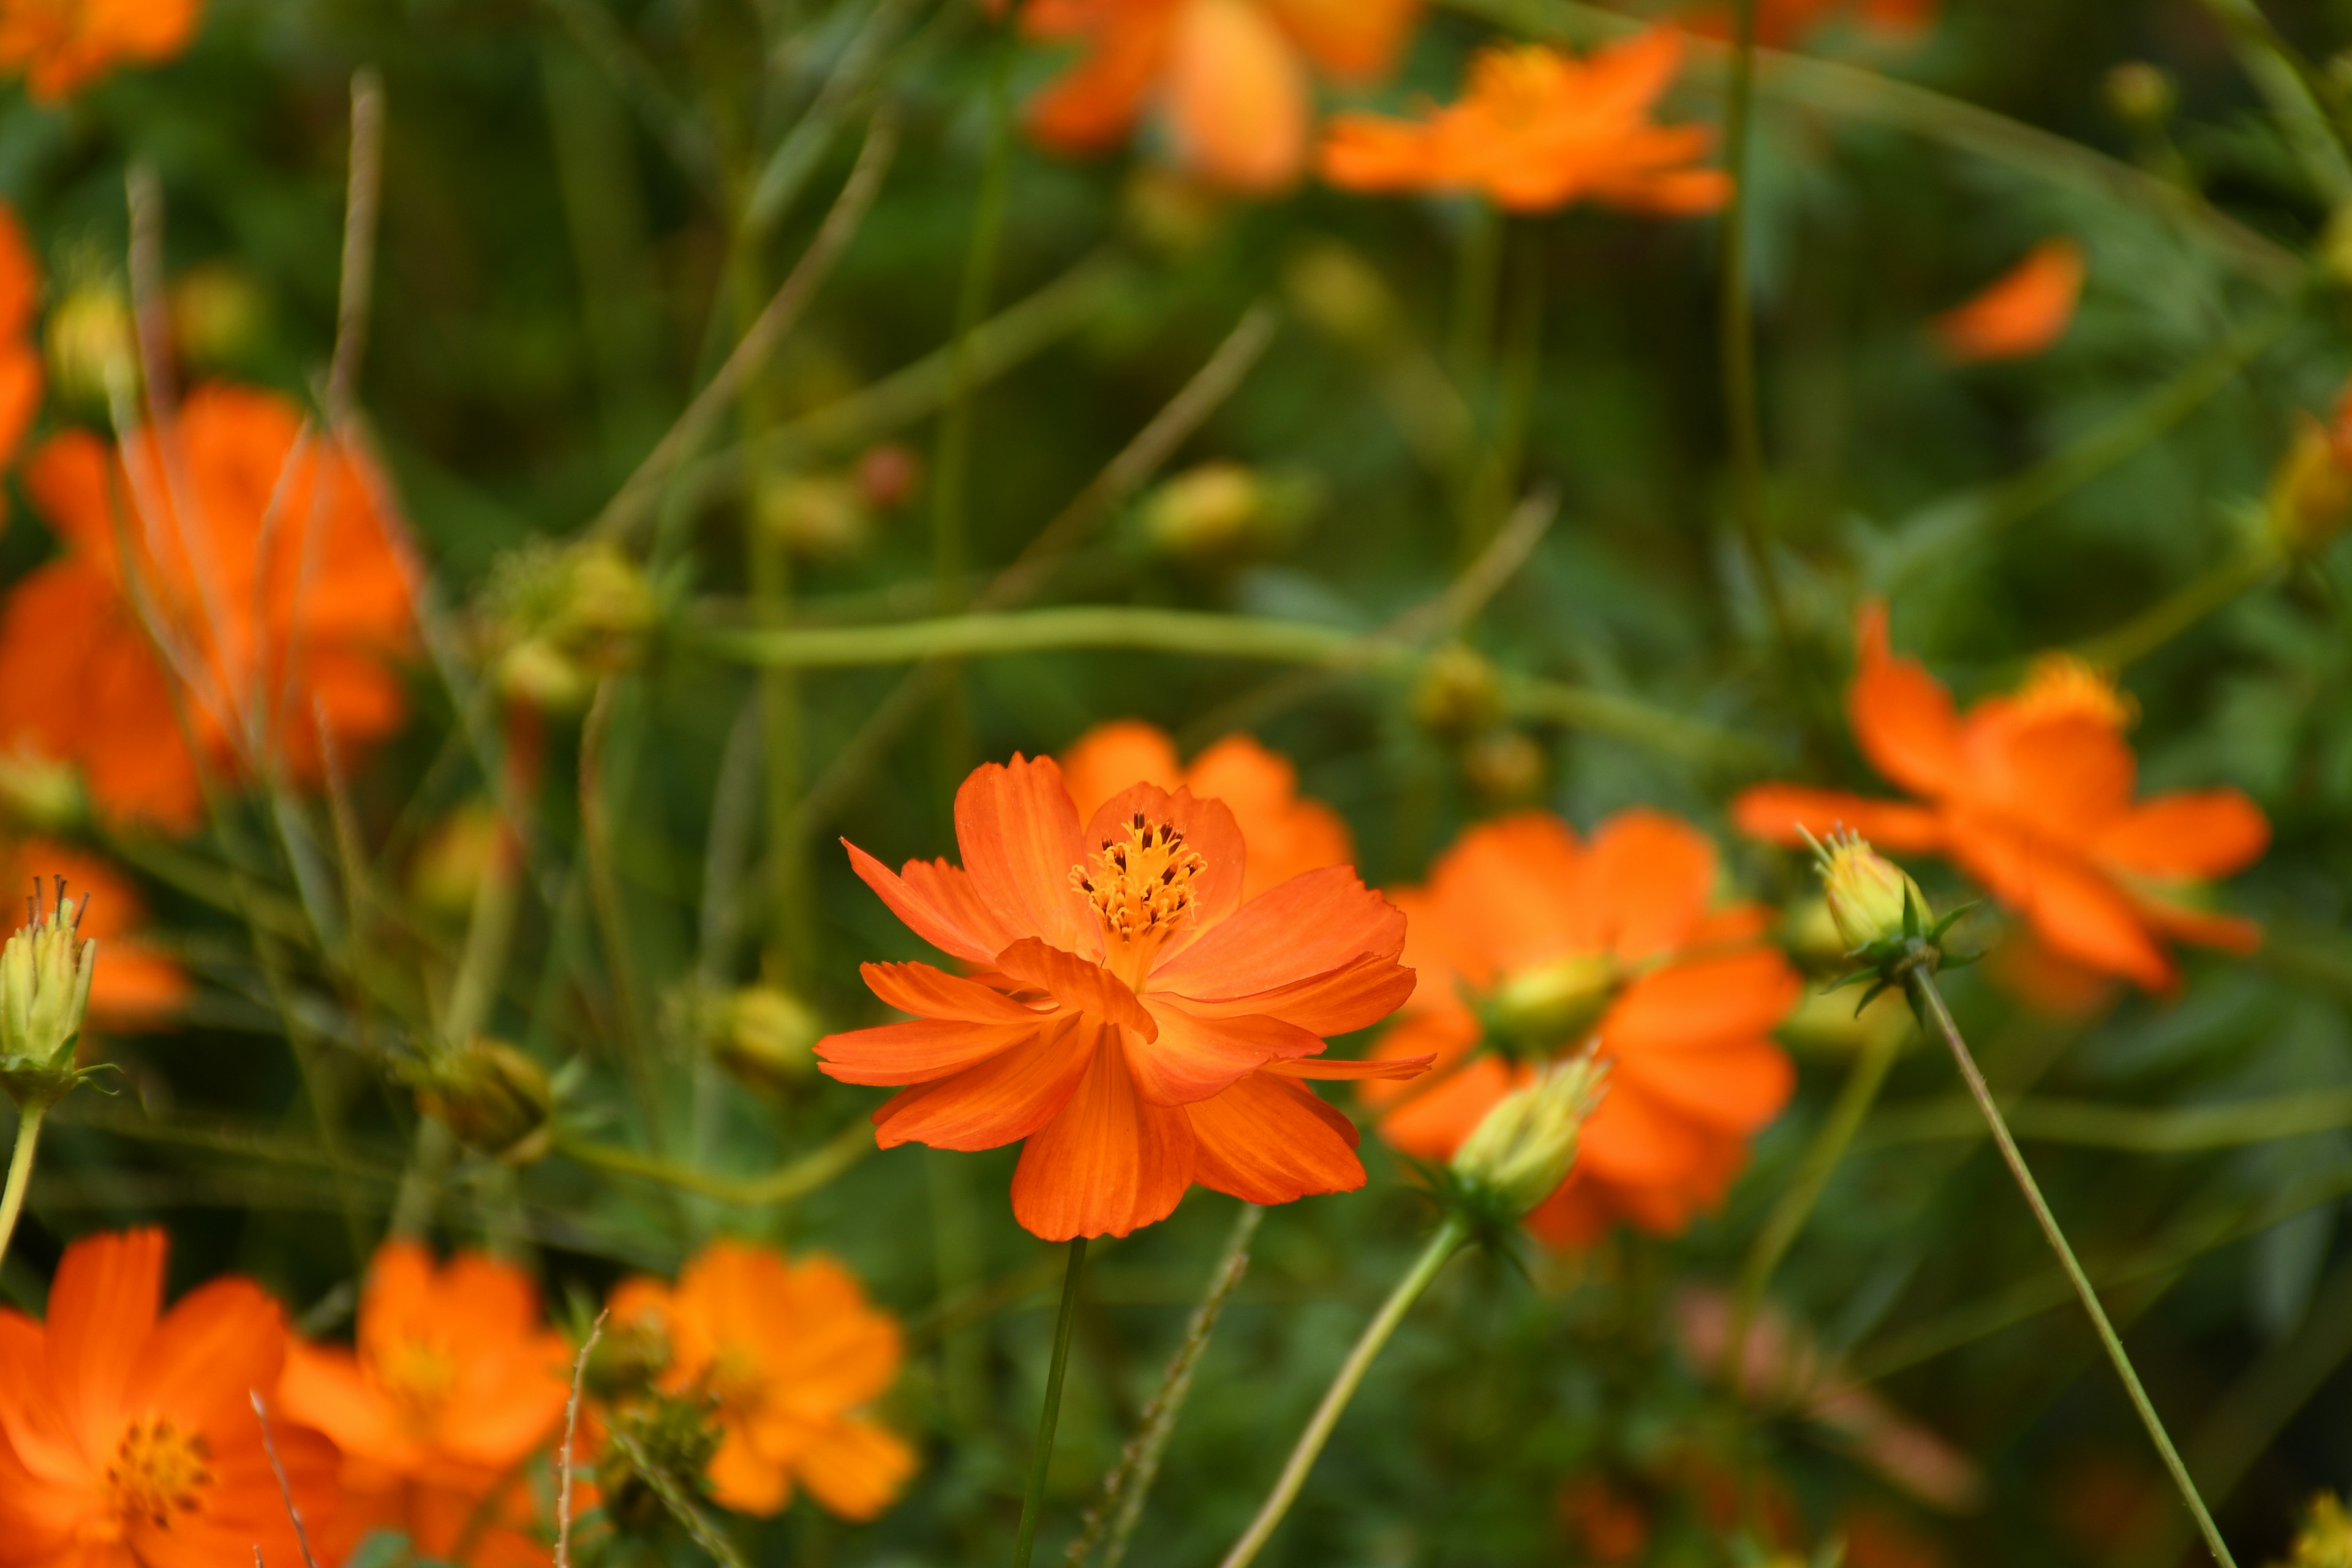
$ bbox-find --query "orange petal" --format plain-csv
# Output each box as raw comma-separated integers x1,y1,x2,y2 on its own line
1025,5,1174,154
1730,783,1947,854
1010,1036,1197,1239
1261,0,1420,81
2134,894,2261,956
709,1423,793,1515
1379,1051,1517,1161
1963,709,2136,842
134,1278,287,1440
1150,865,1404,998
861,960,1044,1023
1131,1000,1321,1104
1163,0,1310,194
1850,601,1966,799
818,1019,1046,1087
1931,238,2084,364
794,1416,919,1521
1169,954,1416,1036
998,937,1158,1038
1317,113,1440,192
1188,1071,1366,1204
47,1226,166,1456
1267,1052,1434,1080
1574,1079,1714,1189
1060,719,1183,822
2094,789,2270,880
1568,808,1719,961
954,755,1097,957
869,1020,1096,1149
1422,812,1588,977
1947,818,2172,989
843,841,1012,966
1607,951,1802,1056
1610,1037,1794,1135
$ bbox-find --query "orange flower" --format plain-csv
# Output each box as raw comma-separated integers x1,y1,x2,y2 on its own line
277,1240,573,1568
0,206,39,490
818,754,1423,1240
1061,720,1352,899
606,1240,915,1520
0,383,414,830
1020,0,1421,193
0,0,202,100
0,1226,342,1568
1319,28,1731,214
1929,238,2083,363
1732,602,2270,990
1363,810,1800,1244
2,844,187,1027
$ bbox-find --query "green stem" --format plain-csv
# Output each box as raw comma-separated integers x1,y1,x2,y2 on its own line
1905,965,2237,1568
934,32,1014,616
2074,547,2285,669
555,1118,870,1206
0,1101,45,1275
1727,1020,1905,1395
1013,1237,1088,1568
1218,1216,1470,1568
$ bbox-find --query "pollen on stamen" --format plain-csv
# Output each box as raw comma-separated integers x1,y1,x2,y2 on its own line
1070,815,1207,946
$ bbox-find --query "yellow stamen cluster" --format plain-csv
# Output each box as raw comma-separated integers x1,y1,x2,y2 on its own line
107,1416,213,1529
375,1335,459,1432
1072,813,1206,950
2016,653,2137,730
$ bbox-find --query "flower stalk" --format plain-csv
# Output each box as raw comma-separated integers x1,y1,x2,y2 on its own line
0,1100,43,1274
1013,1237,1089,1568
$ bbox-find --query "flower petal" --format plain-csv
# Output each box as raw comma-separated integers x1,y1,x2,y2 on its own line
870,1020,1097,1151
861,960,1046,1023
1422,812,1585,980
1574,1077,1714,1188
46,1226,166,1457
1188,1072,1366,1204
1850,601,1966,800
1610,1038,1793,1136
1009,1036,1196,1240
1060,719,1183,822
1267,1052,1434,1080
135,1278,287,1441
956,754,1098,957
1604,951,1802,1055
1380,1053,1517,1162
1262,0,1421,81
1168,953,1415,1035
1947,818,2172,989
843,842,1012,966
1730,784,1947,854
1568,808,1719,961
818,1019,1046,1087
1163,0,1311,194
2094,790,2270,880
1150,865,1404,998
998,937,1157,1038
794,1415,919,1522
1129,1001,1322,1105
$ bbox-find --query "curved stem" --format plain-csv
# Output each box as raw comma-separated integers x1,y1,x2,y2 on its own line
1218,1216,1470,1568
0,1101,46,1276
1905,967,2237,1568
1013,1237,1089,1568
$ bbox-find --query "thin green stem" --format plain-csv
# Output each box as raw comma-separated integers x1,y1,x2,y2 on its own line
1905,965,2237,1568
2074,546,2285,669
1013,1237,1089,1568
1218,1216,1471,1568
580,679,663,1153
0,1102,45,1275
555,1117,870,1206
1727,1020,1905,1395
933,33,1015,616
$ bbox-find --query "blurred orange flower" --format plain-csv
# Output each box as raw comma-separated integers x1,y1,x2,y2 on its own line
607,1240,916,1520
2,845,187,1027
0,0,202,100
0,206,40,490
1020,0,1421,193
1364,810,1800,1243
1931,238,2083,363
278,1240,573,1568
0,384,414,831
1319,28,1730,214
1061,719,1352,899
819,754,1423,1240
1733,602,2269,989
0,1227,342,1568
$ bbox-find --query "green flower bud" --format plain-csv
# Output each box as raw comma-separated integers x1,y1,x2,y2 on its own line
413,1038,554,1165
0,878,99,1112
1460,727,1547,804
0,750,84,834
705,984,823,1097
1412,644,1503,739
2102,62,2174,128
758,472,875,560
1281,240,1401,350
1807,829,1929,952
1483,952,1617,1058
44,281,137,420
481,540,658,714
1449,1050,1609,1217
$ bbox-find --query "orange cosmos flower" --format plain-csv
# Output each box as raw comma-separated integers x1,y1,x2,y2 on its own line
3,845,187,1027
277,1240,573,1568
0,0,202,100
1930,238,2083,363
1319,28,1731,214
1732,602,2269,990
1362,810,1801,1244
0,383,414,831
1061,719,1352,899
605,1240,916,1520
1020,0,1422,193
0,1227,342,1568
0,206,39,492
818,754,1423,1241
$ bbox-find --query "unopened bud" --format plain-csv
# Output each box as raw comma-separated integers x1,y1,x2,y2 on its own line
1450,1050,1608,1216
759,472,875,559
44,281,137,418
409,802,504,921
482,540,658,713
2267,391,2352,559
1140,462,1319,565
855,443,922,510
168,263,270,375
585,1313,672,1403
2103,62,2174,128
413,1038,553,1164
2282,1490,2352,1568
1282,240,1401,349
1120,165,1224,255
1412,644,1503,739
0,750,83,832
0,878,97,1111
1807,829,1929,952
1485,952,1616,1057
597,1392,724,1537
706,985,822,1096
1461,728,1546,804
1779,985,1912,1058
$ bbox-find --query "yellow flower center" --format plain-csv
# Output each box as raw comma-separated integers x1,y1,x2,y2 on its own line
1466,47,1563,130
708,1343,766,1416
374,1334,459,1431
2015,653,2136,730
1071,813,1206,965
105,1415,213,1532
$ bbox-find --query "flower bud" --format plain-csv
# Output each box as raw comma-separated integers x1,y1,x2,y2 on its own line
758,472,875,560
1282,240,1403,350
44,279,137,418
584,1312,673,1403
2267,391,2352,560
705,984,822,1096
1119,166,1225,255
1779,985,1912,1058
1808,829,1929,952
0,750,83,833
1461,727,1546,804
1412,644,1504,739
596,1391,724,1537
855,443,922,511
168,262,270,375
0,879,97,1112
2282,1490,2352,1567
2103,62,2174,128
413,1038,554,1165
1140,462,1320,567
1484,953,1617,1057
409,802,503,921
1450,1050,1608,1217
481,540,658,713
